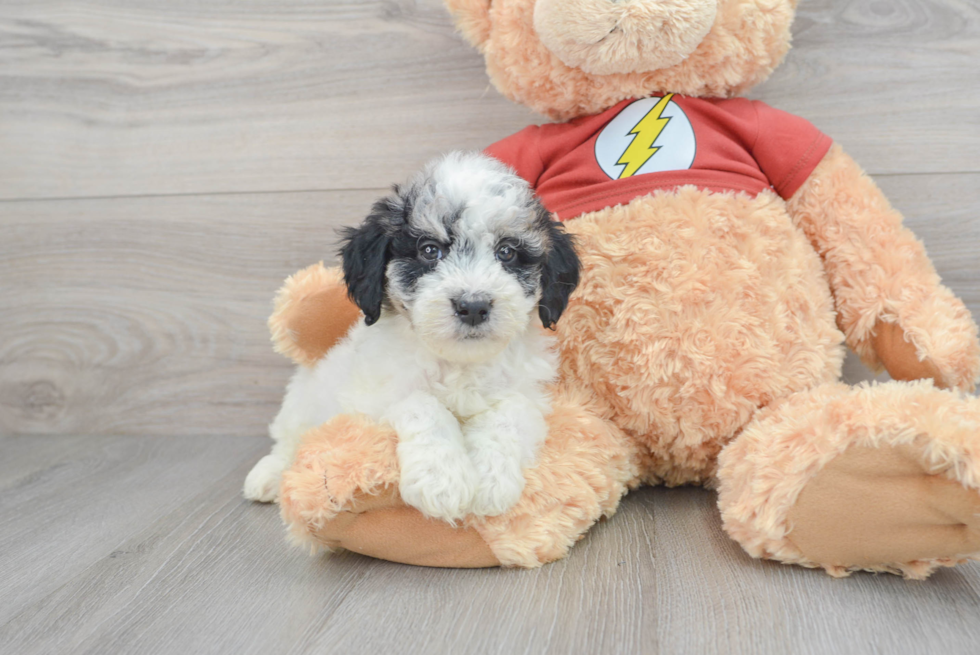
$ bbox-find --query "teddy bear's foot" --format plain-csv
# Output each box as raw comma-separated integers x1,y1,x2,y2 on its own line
279,393,639,568
785,441,980,574
717,380,980,579
268,263,361,367
279,413,499,567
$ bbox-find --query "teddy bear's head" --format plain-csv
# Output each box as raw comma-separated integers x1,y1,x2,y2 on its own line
445,0,798,121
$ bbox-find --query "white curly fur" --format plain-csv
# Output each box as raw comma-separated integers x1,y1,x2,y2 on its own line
244,153,569,522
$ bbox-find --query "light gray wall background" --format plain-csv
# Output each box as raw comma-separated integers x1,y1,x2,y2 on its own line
1,0,978,438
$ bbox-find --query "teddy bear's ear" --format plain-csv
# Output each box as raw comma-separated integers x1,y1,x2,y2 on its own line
444,0,492,49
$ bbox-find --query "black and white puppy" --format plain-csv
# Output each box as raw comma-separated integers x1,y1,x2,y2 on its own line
244,152,579,521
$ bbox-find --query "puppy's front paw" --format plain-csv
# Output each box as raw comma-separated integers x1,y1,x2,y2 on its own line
243,455,287,502
398,454,477,523
470,471,525,517
466,437,527,517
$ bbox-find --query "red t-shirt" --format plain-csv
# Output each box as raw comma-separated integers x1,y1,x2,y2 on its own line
485,95,832,221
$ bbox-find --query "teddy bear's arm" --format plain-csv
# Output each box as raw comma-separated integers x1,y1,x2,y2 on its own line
787,143,980,391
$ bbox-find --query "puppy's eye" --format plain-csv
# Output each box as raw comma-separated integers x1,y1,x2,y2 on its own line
419,241,444,262
496,244,517,264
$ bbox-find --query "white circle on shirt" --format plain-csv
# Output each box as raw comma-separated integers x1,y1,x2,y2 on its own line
594,95,697,180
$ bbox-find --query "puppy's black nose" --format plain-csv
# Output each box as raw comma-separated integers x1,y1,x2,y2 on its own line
453,297,492,327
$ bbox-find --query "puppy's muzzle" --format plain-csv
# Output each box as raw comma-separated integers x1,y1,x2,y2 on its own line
453,296,492,327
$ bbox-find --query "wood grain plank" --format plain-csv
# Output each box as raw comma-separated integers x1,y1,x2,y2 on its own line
0,434,652,655
0,434,269,626
0,0,533,200
761,0,980,175
649,488,980,655
293,514,653,655
2,173,978,437
2,436,978,655
0,189,382,437
1,0,978,201
0,441,368,655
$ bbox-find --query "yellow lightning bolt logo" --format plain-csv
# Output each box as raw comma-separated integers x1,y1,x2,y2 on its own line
616,94,675,179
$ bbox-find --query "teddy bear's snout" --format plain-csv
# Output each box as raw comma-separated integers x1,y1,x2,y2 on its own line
533,0,718,75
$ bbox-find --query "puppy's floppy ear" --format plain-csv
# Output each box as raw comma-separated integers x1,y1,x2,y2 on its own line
339,190,404,326
536,205,580,329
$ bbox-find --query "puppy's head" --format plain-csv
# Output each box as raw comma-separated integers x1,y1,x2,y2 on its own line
340,151,579,363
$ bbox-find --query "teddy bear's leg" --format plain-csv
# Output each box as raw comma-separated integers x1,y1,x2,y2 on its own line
268,263,361,367
717,380,980,579
278,414,498,567
279,391,639,568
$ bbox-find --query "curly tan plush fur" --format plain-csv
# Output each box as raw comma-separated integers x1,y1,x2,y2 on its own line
533,0,719,75
469,389,639,566
268,263,361,367
265,0,980,577
717,381,980,579
556,187,843,486
481,0,798,120
788,145,980,391
280,391,639,567
279,415,500,567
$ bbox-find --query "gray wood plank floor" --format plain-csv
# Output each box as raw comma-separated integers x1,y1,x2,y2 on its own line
2,0,980,653
2,434,980,655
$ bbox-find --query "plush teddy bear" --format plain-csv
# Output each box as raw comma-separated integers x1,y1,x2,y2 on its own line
262,0,980,578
